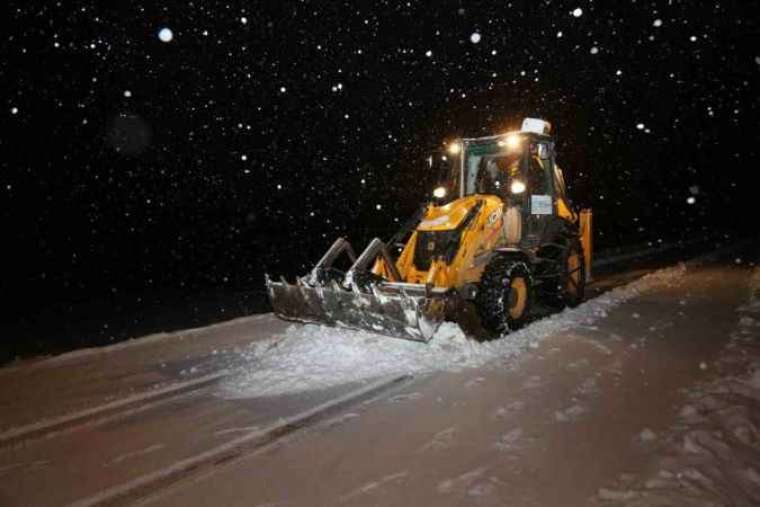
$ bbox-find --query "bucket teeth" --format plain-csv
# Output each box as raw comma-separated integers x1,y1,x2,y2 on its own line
266,278,444,342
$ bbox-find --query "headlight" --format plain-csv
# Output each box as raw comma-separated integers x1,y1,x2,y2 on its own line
433,186,447,199
510,179,526,194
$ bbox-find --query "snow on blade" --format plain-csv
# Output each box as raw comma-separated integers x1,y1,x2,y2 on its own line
223,264,687,398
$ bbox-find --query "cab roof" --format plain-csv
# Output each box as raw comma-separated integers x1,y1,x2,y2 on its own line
462,118,554,144
462,131,553,144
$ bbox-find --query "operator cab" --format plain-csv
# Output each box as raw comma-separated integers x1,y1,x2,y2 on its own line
434,119,570,212
463,134,551,205
431,118,576,247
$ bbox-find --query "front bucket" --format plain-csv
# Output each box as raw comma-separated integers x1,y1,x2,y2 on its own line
266,277,445,342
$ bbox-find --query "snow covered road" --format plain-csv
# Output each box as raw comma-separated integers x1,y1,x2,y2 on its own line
1,242,758,506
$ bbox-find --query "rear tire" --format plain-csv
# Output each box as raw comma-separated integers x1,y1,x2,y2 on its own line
475,256,532,336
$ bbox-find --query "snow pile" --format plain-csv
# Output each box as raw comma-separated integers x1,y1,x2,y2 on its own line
223,264,687,398
222,322,480,398
597,267,760,506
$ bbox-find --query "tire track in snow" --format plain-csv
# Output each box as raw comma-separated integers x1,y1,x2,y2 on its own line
0,372,227,449
65,374,413,507
108,444,166,466
337,471,409,503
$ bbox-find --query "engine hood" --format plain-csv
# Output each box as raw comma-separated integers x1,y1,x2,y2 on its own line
417,194,502,232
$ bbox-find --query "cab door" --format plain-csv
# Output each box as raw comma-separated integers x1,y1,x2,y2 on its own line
521,142,556,247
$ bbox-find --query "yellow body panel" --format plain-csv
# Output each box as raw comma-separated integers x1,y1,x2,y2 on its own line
374,195,506,290
372,198,593,289
416,195,483,231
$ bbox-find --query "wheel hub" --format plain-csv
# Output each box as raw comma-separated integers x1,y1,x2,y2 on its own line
508,277,528,319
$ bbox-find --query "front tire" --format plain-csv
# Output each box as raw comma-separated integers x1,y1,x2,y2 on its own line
475,256,532,336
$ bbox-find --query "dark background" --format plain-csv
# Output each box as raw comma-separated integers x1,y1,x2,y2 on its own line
2,1,758,362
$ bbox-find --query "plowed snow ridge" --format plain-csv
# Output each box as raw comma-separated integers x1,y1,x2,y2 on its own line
223,263,687,398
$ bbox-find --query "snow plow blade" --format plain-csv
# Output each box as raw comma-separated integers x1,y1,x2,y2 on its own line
265,277,446,343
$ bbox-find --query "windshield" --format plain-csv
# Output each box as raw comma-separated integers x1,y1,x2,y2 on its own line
469,153,522,196
464,141,524,197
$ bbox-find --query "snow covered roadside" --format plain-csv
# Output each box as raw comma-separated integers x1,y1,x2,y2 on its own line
595,267,760,506
0,313,273,377
222,263,688,399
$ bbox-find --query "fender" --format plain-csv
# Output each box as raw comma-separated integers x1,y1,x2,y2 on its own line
475,247,532,269
492,247,531,261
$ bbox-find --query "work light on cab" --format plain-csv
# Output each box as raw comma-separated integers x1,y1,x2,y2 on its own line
498,133,522,151
447,142,462,155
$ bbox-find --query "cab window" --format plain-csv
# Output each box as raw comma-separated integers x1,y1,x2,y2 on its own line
475,155,519,195
527,156,550,194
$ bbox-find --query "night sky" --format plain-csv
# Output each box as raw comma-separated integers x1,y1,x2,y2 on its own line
2,1,758,359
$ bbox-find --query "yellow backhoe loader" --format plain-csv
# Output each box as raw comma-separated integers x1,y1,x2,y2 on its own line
266,118,592,341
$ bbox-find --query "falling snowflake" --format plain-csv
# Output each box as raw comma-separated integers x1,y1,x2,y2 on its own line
687,196,696,204
636,123,645,130
158,27,173,42
241,17,248,25
123,90,132,98
425,50,432,57
653,19,663,27
572,7,583,18
470,32,481,44
590,46,599,55
556,31,563,38
10,107,18,115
